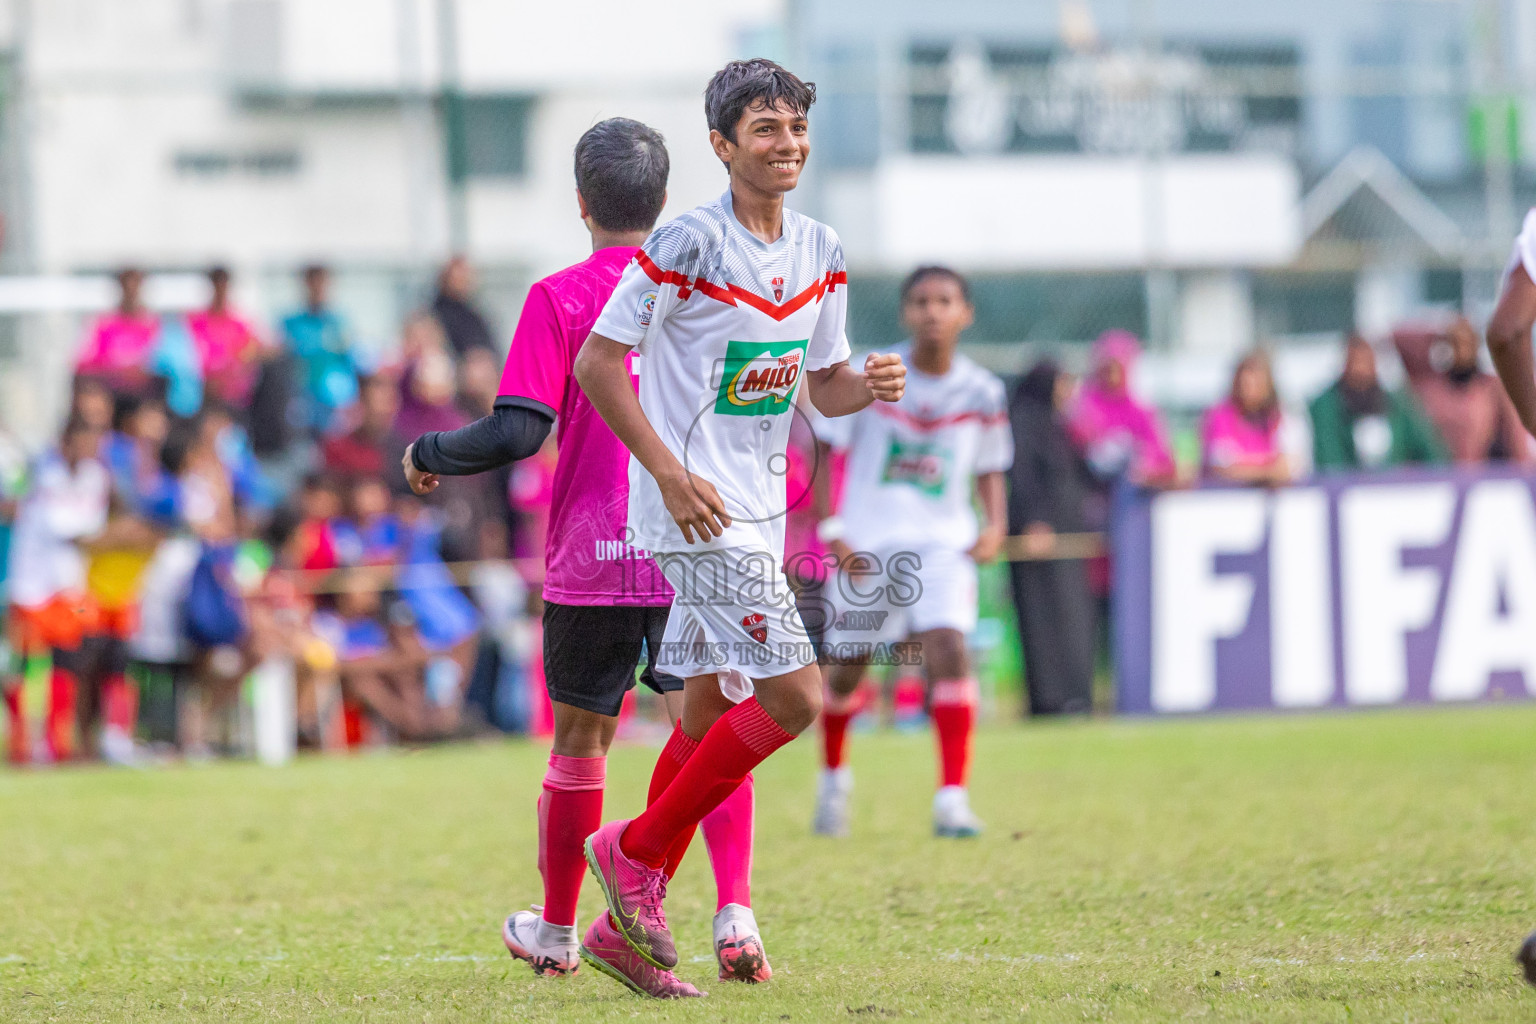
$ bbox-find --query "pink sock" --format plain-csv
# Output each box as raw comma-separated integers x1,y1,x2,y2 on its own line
701,773,754,910
537,753,605,927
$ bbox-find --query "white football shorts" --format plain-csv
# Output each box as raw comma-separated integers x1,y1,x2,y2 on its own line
654,546,817,699
819,544,978,655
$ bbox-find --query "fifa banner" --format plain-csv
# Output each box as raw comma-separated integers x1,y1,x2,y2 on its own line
1113,467,1536,714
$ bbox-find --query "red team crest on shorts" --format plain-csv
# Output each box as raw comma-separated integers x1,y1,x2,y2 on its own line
741,613,768,644
771,276,785,302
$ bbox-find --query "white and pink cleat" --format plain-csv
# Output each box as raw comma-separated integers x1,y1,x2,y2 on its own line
502,906,580,977
713,903,772,983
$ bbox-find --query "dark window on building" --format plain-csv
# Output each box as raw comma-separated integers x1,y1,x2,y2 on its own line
461,96,534,179
1423,268,1462,306
1253,273,1356,336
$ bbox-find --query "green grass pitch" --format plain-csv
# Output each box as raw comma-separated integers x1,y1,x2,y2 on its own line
2,705,1535,1022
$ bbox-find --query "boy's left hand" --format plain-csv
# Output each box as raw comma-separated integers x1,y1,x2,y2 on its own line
863,353,906,403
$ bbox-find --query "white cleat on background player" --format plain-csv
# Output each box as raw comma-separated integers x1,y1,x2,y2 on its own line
713,903,772,983
933,785,984,838
812,766,853,837
502,906,580,977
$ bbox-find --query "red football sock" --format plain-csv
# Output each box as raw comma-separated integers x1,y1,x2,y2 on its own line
3,685,25,765
621,697,794,869
648,723,700,878
821,689,858,770
103,673,138,732
930,678,978,789
46,667,78,762
537,753,605,927
700,772,754,910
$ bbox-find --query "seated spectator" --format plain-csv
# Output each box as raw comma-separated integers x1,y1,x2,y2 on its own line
1202,351,1292,486
396,332,466,439
331,477,402,567
456,346,500,419
322,373,402,481
166,412,250,758
0,420,24,613
281,264,361,434
311,575,438,741
199,401,280,518
1395,318,1532,466
431,255,496,358
246,507,345,751
79,485,162,765
4,417,110,763
292,474,344,572
1309,335,1447,471
102,395,178,525
392,495,480,732
70,375,118,435
75,268,160,397
396,341,486,560
188,266,263,409
1067,330,1178,487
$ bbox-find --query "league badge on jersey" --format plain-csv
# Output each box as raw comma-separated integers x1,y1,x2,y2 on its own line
715,339,807,416
771,276,785,302
741,612,768,645
635,289,658,329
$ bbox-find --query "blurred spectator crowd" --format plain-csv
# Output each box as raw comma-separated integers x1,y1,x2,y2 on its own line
2,256,1530,764
1,258,551,766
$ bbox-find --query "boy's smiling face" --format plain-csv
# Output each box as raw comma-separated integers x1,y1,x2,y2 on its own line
712,99,809,196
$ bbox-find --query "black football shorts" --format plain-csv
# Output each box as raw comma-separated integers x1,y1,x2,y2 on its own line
541,602,683,717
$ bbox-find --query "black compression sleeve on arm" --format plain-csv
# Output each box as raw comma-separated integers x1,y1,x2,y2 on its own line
410,396,555,475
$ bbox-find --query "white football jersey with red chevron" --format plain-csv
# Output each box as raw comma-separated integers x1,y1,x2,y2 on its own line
827,341,1013,555
594,190,851,557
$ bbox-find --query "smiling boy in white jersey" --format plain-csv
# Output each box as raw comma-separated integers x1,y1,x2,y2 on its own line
813,266,1012,840
572,59,906,978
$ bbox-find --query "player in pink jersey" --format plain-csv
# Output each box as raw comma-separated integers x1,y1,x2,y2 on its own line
401,119,754,998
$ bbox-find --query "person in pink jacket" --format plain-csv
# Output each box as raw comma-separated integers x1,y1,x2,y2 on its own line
1202,351,1293,486
1067,330,1177,487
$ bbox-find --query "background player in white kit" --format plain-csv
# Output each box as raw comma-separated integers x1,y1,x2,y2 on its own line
813,266,1011,839
572,59,906,976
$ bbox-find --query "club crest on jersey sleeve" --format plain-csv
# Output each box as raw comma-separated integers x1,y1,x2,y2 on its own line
714,340,806,416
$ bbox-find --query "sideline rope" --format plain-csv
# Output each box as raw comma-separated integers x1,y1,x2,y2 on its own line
268,534,1107,596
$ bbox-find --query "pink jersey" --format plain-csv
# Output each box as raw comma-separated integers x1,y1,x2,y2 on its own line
77,312,160,376
1201,399,1283,472
187,309,261,404
497,246,670,606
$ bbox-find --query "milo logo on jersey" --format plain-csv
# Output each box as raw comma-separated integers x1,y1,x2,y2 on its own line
714,340,807,416
880,438,951,497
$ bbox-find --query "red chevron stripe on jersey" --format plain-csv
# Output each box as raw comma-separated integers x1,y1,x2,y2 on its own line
634,250,846,323
872,402,1009,432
